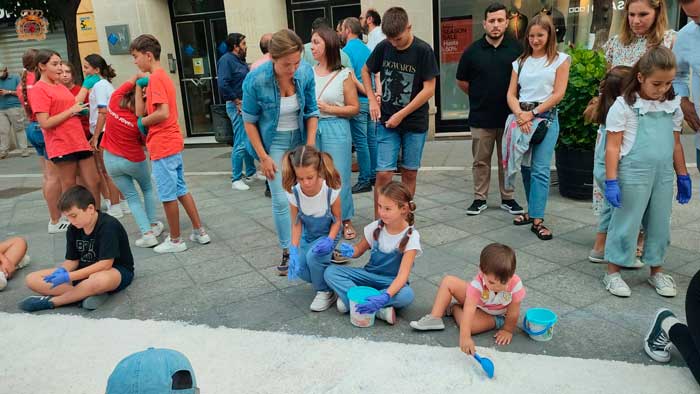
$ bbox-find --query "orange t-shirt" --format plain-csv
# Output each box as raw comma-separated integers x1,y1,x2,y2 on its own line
146,68,183,160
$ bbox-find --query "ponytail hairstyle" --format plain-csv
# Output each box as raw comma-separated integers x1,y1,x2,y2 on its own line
622,45,676,106
84,53,117,82
20,48,38,115
281,145,342,192
586,65,632,125
373,181,417,253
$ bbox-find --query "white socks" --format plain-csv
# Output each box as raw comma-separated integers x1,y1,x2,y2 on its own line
662,315,681,335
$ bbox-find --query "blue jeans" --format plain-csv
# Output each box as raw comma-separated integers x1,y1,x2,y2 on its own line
103,150,159,235
376,125,427,171
350,101,374,184
521,114,559,219
269,129,303,249
323,265,414,309
317,118,354,221
226,101,256,181
297,236,333,291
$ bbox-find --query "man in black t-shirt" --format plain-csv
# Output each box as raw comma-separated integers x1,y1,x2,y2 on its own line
19,186,134,312
361,7,439,217
456,3,524,217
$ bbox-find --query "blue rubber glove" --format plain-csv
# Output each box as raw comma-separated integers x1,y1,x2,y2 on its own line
136,77,149,88
604,179,622,208
287,245,300,280
338,242,355,258
137,116,148,136
677,174,692,204
43,267,70,289
355,291,391,314
312,236,334,255
82,74,101,89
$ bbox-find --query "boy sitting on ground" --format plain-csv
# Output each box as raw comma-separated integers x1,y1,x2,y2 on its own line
19,185,134,312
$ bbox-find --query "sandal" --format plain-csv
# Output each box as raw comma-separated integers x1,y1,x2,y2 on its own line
343,222,356,240
513,213,533,226
531,221,553,240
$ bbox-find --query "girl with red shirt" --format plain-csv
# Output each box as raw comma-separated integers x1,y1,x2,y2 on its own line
28,49,100,208
102,74,164,247
59,62,91,140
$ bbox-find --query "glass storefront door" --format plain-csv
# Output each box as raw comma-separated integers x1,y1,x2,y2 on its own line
286,0,361,43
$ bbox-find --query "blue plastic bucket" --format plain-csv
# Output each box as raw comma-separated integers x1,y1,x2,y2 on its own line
347,286,380,328
522,308,557,341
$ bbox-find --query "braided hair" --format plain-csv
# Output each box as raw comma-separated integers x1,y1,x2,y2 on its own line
20,48,38,116
373,181,417,252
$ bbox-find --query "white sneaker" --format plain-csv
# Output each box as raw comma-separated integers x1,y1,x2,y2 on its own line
410,314,445,331
151,221,164,237
120,200,131,215
189,228,211,245
648,273,677,297
107,204,124,218
16,255,31,269
336,297,349,314
48,219,69,234
310,291,337,312
248,172,267,181
231,180,250,191
603,272,631,297
0,272,7,291
135,233,159,248
631,257,645,268
154,236,188,253
376,306,396,325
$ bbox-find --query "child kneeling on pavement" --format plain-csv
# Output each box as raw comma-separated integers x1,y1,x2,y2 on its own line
19,185,134,312
410,243,525,354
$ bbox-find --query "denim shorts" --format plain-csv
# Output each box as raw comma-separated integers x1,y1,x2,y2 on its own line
494,314,505,329
376,124,427,171
25,121,47,159
72,264,133,293
151,152,188,202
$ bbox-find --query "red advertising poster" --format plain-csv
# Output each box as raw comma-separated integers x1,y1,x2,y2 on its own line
440,16,472,63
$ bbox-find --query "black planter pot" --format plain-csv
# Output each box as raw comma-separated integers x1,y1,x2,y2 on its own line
555,146,594,200
211,104,233,146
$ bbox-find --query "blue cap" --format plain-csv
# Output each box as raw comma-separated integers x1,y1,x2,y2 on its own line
106,348,198,394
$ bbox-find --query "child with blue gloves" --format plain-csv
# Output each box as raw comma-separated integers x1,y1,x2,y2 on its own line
283,145,343,312
325,181,420,325
18,186,134,312
603,47,691,298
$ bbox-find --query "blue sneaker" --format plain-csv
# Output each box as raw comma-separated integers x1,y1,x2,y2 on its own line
19,296,55,312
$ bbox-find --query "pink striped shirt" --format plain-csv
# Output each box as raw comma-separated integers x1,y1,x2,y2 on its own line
466,272,526,316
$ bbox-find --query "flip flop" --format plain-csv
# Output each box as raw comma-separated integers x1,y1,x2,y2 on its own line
343,223,356,240
513,213,533,226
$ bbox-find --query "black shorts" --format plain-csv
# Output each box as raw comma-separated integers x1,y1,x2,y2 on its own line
51,150,93,163
72,264,134,293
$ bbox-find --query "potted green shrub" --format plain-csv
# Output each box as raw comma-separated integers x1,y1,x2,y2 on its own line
555,46,607,199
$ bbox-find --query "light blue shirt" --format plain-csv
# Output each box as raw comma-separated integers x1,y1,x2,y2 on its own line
672,20,700,141
0,74,21,110
302,42,352,69
342,38,371,103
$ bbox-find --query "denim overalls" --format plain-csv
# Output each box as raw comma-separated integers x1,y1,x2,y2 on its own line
294,185,336,291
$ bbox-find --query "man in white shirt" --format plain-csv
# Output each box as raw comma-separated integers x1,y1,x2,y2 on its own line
362,9,386,51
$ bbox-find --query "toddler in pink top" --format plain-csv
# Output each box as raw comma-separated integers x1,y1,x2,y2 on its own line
410,243,525,355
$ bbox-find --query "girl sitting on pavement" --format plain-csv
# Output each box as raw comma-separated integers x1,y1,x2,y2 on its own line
410,243,525,355
324,181,421,325
283,145,343,312
0,236,31,291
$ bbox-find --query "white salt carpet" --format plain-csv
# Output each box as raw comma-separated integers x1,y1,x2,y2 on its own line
0,312,696,393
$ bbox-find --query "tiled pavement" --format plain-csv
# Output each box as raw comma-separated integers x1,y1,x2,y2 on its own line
1,139,699,366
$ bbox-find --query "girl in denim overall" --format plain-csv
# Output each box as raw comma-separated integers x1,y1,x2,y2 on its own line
603,47,691,298
282,145,343,312
325,181,421,325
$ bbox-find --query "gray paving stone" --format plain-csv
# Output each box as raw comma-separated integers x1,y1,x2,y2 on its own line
199,271,276,304
526,267,608,308
513,251,564,281
183,255,253,285
437,235,496,264
411,246,472,279
416,204,468,224
558,224,598,246
133,253,181,278
224,228,278,253
174,243,233,266
520,238,592,266
241,245,283,269
216,291,306,329
132,286,213,321
583,292,683,335
419,223,471,247
126,267,195,299
444,213,510,234
481,225,540,249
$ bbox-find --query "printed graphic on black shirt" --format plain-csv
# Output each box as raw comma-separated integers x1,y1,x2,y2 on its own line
76,239,97,265
383,68,414,107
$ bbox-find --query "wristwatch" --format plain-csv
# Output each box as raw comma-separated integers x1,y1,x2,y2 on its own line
532,108,539,116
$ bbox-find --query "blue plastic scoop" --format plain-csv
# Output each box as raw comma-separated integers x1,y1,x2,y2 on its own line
473,352,495,378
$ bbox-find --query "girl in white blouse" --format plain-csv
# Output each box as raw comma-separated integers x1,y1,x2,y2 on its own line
506,14,570,241
311,27,360,246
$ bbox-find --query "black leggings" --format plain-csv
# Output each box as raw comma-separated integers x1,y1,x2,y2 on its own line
670,269,700,385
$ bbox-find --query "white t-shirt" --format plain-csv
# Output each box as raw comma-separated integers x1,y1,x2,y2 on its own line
605,95,683,157
366,27,386,52
89,79,115,134
513,52,570,103
314,67,351,118
286,181,340,218
277,95,299,131
363,220,422,256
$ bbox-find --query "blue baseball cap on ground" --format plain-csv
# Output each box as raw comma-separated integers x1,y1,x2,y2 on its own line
106,347,198,394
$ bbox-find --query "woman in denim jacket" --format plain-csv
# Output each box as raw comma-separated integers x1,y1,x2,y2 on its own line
243,29,320,275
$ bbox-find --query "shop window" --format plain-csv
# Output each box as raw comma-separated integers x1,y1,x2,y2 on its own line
172,0,224,16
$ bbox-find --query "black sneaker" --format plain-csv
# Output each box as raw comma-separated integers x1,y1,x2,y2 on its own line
501,199,524,214
277,249,289,276
466,200,487,215
351,181,372,194
644,308,675,363
264,182,271,198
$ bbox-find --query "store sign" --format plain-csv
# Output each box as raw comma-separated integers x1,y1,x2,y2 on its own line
15,9,49,41
440,16,472,63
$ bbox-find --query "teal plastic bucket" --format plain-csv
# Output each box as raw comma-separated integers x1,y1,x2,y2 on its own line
522,308,558,341
347,286,380,327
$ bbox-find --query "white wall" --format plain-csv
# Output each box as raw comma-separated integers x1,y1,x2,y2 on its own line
224,0,288,64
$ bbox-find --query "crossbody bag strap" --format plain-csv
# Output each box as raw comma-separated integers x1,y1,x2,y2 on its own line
316,69,342,101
